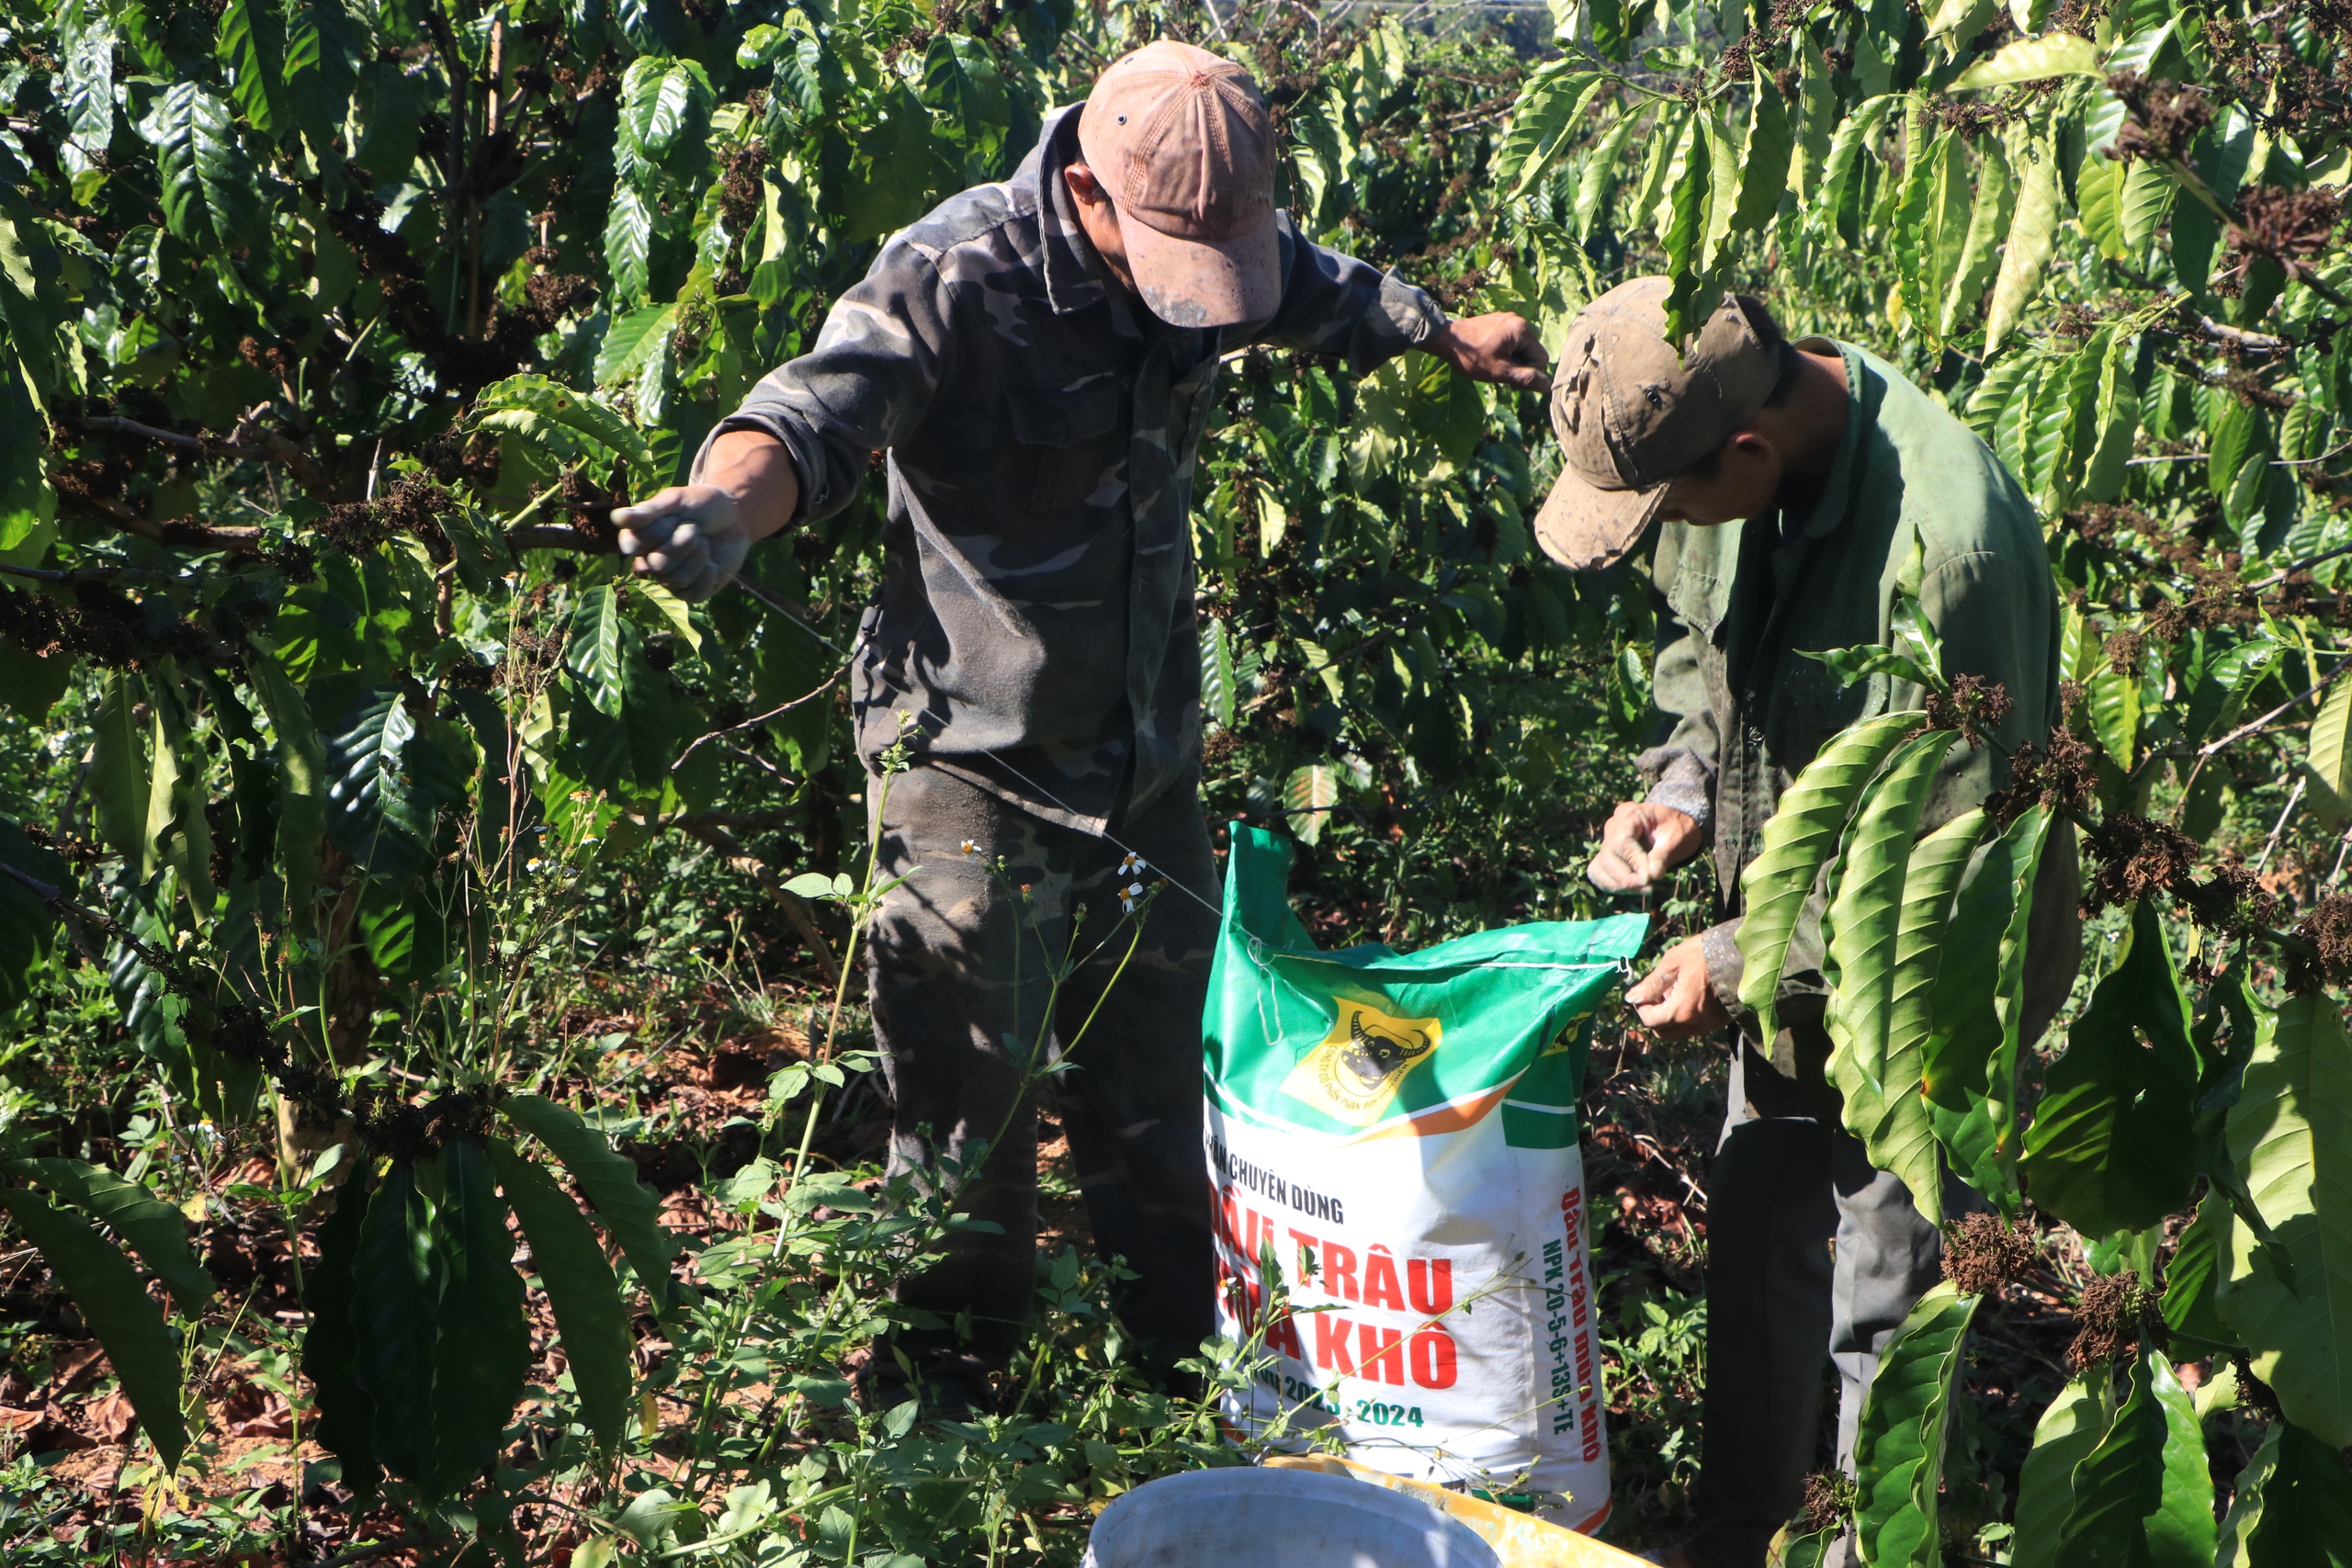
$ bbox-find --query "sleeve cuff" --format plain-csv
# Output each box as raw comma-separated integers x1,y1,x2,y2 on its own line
1699,919,1746,1015
1380,271,1447,348
1635,747,1715,833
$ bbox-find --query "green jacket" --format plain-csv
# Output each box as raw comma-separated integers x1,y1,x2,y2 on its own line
1643,339,2080,1099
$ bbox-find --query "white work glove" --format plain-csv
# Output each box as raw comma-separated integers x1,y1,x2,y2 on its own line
612,486,754,602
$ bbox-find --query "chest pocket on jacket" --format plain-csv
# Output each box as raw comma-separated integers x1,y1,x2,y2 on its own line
1001,374,1123,513
1667,567,1730,645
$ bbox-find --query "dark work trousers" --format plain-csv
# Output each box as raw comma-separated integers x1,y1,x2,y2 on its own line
1682,1032,1983,1568
863,761,1219,1384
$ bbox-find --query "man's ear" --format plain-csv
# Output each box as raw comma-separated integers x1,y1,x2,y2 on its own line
1064,163,1106,206
1727,429,1777,466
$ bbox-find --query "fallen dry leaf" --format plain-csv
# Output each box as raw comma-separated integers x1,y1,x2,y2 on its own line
47,1341,107,1395
85,1388,136,1443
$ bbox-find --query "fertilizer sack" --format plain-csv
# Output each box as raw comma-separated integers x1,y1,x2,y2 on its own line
1203,826,1645,1531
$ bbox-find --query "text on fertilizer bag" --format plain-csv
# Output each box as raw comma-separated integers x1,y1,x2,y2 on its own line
1214,1186,1460,1392
1545,1185,1602,1461
1206,1133,1345,1224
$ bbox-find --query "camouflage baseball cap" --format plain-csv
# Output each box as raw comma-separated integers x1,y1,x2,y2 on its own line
1078,41,1280,329
1532,278,1780,570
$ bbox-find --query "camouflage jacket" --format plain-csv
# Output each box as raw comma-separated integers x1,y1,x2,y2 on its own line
701,105,1446,831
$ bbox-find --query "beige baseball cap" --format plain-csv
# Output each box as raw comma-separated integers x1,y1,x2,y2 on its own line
1077,41,1280,329
1532,278,1781,570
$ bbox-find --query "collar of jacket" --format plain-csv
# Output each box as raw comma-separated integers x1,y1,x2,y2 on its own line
1726,340,1884,700
1781,338,1883,546
1023,102,1135,327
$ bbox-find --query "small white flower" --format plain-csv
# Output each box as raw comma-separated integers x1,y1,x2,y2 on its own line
1120,880,1146,912
1118,852,1148,875
961,840,980,858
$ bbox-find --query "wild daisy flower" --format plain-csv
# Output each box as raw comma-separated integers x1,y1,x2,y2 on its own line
1120,880,1146,912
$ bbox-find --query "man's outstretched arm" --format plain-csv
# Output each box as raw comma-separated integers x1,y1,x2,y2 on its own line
1247,216,1551,390
615,232,953,600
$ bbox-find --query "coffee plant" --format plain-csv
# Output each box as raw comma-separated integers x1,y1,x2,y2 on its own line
0,0,2347,1559
1500,0,2352,1560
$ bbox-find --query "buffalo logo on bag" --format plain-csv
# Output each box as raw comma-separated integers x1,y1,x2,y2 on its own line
1280,1002,1442,1125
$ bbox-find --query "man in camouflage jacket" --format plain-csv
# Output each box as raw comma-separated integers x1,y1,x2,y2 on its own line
615,41,1549,1410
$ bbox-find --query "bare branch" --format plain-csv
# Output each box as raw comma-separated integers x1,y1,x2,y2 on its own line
672,818,843,987
52,486,265,556
74,413,333,499
506,524,613,553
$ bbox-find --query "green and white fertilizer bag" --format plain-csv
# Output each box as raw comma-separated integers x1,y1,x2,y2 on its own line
1204,826,1646,1532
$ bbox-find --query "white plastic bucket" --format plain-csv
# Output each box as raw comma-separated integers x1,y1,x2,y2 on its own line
1082,1466,1504,1568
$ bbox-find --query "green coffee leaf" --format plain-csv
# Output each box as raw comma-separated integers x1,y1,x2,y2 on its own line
56,0,112,161
1736,711,1922,1046
2301,673,2352,829
1800,644,1939,694
1729,63,1794,235
2010,1371,2108,1568
430,1140,530,1496
1824,733,1959,1223
285,0,365,153
3,1157,213,1311
568,586,633,721
302,1159,379,1494
503,1093,682,1311
473,376,655,479
2159,1190,2235,1349
2088,657,2142,771
247,645,325,918
322,683,464,882
0,818,65,1012
0,1188,187,1468
620,56,715,168
1951,31,2103,87
1851,1280,1978,1566
605,185,658,306
2184,635,2285,747
2058,1345,2212,1566
2216,992,2352,1447
90,670,151,873
1942,134,2016,338
2214,1419,2352,1566
481,1142,630,1448
139,83,266,252
353,1157,440,1485
1872,809,1985,1220
1284,763,1340,848
216,0,289,140
1495,64,1601,198
2021,901,2199,1238
1574,113,1640,241
1202,615,1238,733
1986,119,2063,352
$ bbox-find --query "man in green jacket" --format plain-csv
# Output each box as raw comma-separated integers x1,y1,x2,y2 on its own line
1533,278,2077,1568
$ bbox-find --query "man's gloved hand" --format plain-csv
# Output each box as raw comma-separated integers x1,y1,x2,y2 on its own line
612,487,755,602
1589,801,1702,892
